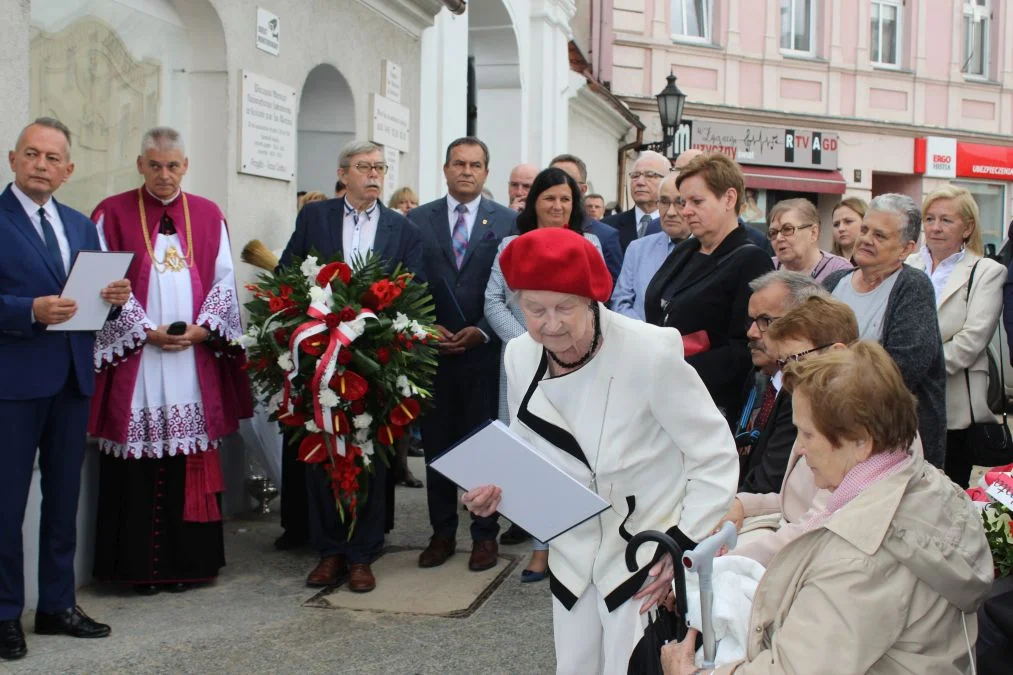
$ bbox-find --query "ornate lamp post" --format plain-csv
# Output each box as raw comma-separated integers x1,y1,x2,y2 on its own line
640,71,687,158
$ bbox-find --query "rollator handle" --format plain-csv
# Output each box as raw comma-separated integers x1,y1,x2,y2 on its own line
682,521,738,668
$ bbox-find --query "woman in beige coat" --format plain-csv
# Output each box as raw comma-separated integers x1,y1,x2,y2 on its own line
906,185,1007,487
663,342,994,674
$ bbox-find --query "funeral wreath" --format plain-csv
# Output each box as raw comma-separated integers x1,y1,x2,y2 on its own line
238,252,437,533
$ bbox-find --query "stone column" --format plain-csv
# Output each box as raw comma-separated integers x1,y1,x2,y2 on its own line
526,0,578,167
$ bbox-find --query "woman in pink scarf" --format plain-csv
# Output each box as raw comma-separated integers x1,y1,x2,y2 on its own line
663,342,994,674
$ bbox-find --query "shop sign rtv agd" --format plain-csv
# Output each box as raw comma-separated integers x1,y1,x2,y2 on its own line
690,120,839,170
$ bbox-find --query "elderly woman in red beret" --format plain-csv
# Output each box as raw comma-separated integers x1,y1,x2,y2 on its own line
463,228,739,674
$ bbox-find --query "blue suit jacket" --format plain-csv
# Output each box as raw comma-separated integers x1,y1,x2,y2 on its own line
0,184,100,399
279,198,424,280
583,218,624,283
409,197,517,367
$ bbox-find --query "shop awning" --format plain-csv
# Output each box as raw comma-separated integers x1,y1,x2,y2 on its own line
741,166,847,194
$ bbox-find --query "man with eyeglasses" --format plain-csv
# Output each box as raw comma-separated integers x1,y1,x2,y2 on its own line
603,150,670,253
408,137,517,574
612,173,690,320
506,163,537,212
733,271,827,496
278,140,425,593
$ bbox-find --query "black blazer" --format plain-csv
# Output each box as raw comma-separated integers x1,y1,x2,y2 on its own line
739,388,797,494
409,196,517,369
279,198,425,280
644,226,774,415
603,208,638,253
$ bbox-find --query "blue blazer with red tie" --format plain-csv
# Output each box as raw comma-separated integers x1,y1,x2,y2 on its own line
0,184,100,399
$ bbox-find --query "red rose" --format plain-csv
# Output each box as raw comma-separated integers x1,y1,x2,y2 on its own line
337,349,353,366
316,261,352,287
375,347,391,364
325,314,341,330
339,306,358,322
268,296,287,313
278,284,294,299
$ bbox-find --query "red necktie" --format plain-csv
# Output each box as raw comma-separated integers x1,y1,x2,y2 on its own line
754,382,778,432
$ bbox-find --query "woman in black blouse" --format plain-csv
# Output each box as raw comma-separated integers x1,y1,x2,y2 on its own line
644,153,773,416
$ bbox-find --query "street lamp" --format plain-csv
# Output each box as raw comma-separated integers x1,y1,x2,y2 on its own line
638,71,687,157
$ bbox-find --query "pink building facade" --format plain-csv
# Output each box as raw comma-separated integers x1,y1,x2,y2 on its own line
591,0,1013,249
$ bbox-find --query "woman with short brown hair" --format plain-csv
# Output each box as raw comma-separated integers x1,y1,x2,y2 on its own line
769,198,852,282
663,341,993,675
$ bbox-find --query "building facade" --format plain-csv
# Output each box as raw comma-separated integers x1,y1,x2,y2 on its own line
593,0,1013,249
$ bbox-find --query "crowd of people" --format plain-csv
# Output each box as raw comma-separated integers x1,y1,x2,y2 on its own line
1,115,1010,673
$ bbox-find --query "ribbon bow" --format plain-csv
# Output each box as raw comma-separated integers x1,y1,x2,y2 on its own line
282,298,377,456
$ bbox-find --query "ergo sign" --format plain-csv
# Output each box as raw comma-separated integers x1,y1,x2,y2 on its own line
916,136,1013,181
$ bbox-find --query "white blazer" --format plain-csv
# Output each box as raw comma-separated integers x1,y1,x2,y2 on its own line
906,252,1007,429
504,306,738,611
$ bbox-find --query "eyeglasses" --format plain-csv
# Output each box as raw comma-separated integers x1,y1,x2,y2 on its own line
746,315,781,333
628,170,668,181
347,162,389,175
776,343,834,369
659,197,686,209
767,223,814,240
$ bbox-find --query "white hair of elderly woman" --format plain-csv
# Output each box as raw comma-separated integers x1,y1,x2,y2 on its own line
868,193,921,244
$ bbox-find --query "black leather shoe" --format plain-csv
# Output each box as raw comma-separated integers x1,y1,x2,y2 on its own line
34,606,111,639
0,619,26,660
499,523,530,545
274,531,308,551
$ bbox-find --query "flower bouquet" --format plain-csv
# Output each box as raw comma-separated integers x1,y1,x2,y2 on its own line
238,253,437,532
967,463,1013,578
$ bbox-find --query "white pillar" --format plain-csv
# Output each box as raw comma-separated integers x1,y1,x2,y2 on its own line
526,0,577,166
418,9,469,202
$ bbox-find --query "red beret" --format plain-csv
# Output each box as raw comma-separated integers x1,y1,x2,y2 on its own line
499,228,613,303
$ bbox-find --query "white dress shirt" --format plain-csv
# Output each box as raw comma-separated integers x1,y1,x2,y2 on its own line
446,194,483,239
341,200,380,261
919,245,965,305
11,181,71,272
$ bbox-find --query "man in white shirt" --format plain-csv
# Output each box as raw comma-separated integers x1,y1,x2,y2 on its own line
603,150,670,252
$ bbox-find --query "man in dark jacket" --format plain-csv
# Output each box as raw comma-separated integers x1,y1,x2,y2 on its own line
735,271,827,494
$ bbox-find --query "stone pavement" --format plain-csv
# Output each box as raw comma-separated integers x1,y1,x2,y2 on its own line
3,458,556,674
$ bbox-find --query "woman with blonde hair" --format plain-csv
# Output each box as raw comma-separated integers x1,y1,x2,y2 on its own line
830,196,867,261
663,342,993,674
906,184,1008,486
769,198,852,282
387,186,419,215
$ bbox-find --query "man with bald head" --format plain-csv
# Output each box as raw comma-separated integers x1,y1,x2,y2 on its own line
506,163,538,212
603,150,670,252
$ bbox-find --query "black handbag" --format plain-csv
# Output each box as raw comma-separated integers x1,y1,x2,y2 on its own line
964,260,1013,467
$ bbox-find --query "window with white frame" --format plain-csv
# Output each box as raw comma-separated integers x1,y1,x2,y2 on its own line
780,0,815,55
671,0,710,42
870,0,902,66
963,0,990,77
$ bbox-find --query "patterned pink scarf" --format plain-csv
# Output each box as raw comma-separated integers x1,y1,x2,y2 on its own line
803,449,912,532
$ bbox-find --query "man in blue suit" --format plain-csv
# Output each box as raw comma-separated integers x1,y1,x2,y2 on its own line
549,154,624,283
278,140,424,594
408,137,517,572
1,118,131,660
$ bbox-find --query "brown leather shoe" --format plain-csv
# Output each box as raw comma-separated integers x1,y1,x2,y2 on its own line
468,539,499,571
306,555,347,587
418,536,456,568
347,563,376,593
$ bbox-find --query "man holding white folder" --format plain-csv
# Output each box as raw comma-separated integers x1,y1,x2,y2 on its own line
0,118,130,660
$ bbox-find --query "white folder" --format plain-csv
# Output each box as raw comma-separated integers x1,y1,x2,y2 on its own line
50,250,134,332
429,420,610,542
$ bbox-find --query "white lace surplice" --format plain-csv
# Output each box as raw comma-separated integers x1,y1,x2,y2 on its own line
95,218,239,459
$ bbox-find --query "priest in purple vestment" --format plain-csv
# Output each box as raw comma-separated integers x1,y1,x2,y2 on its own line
88,127,252,594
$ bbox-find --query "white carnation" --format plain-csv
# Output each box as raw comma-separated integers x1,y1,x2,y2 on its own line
308,285,331,308
276,351,294,371
304,419,321,433
395,375,416,397
361,451,372,467
392,312,411,332
359,440,375,457
354,428,370,444
353,413,373,430
318,388,339,408
234,332,257,349
300,255,322,280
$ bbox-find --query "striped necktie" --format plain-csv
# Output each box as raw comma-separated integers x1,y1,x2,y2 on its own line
452,203,469,269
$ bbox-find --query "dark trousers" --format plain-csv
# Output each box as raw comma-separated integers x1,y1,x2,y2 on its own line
280,432,309,540
944,428,974,488
977,578,1013,675
0,372,89,620
306,455,387,564
421,361,500,542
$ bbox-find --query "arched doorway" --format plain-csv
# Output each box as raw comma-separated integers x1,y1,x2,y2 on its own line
297,64,355,195
468,1,521,201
